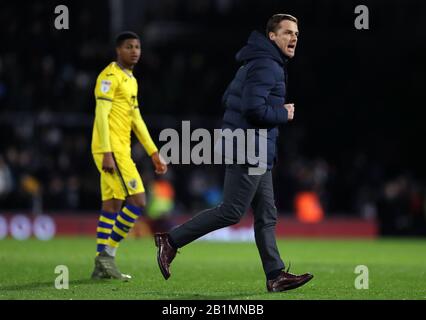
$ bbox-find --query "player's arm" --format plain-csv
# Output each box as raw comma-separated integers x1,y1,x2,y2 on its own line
242,60,289,126
131,108,167,174
94,99,112,152
94,76,117,173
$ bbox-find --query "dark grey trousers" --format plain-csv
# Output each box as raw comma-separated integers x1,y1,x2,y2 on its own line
169,164,285,275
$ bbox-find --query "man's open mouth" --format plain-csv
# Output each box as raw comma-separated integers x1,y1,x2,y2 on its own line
288,44,296,50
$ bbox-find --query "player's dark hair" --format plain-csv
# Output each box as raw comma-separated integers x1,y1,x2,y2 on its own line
266,14,298,36
115,31,140,47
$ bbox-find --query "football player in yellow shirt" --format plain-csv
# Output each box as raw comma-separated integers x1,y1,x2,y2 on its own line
91,31,167,280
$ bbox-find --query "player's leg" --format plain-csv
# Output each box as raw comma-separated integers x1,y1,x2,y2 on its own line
106,192,145,254
95,153,145,279
250,170,285,279
97,193,144,281
155,164,262,280
92,152,129,280
251,171,313,292
91,198,123,280
96,199,123,255
168,164,261,248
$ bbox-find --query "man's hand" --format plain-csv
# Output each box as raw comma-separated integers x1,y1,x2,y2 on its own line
102,152,116,174
151,152,167,175
284,103,295,121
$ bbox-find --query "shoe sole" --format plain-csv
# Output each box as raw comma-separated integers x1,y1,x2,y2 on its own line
155,235,170,280
270,274,314,292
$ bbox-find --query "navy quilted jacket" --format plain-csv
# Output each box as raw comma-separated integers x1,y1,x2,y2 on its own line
221,30,290,169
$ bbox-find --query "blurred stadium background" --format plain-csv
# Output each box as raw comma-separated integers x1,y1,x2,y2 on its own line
1,0,426,242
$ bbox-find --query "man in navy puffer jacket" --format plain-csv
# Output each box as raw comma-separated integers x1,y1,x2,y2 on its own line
155,14,313,292
221,25,292,170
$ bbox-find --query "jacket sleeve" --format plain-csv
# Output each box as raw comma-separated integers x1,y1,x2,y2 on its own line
242,60,288,126
131,108,158,156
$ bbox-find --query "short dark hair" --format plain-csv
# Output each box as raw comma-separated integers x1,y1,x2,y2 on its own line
266,14,298,36
115,31,140,47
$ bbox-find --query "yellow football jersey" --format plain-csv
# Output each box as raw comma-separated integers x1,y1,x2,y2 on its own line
91,62,157,156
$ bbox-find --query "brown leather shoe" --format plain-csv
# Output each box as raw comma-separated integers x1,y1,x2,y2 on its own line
266,270,313,292
154,233,177,280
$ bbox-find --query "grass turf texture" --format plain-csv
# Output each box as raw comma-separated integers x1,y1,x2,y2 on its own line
0,237,425,300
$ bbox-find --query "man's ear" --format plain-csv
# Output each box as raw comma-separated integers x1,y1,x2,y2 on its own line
268,32,276,41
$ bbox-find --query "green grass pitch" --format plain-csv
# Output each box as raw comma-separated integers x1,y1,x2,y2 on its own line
0,237,425,300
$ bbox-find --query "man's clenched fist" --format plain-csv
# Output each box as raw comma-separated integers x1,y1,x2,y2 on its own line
284,103,295,121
